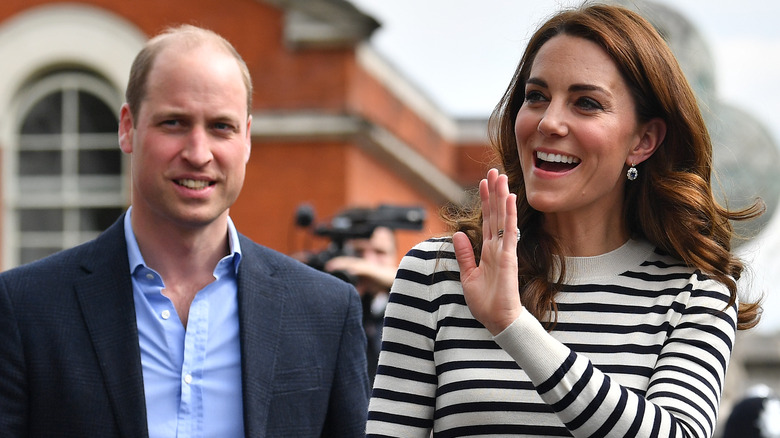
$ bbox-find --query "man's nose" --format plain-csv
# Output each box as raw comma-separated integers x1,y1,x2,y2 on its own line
181,126,214,166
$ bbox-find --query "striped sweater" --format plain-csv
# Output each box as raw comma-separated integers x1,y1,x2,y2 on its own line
366,238,737,437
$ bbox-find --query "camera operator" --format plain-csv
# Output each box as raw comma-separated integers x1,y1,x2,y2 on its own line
293,203,424,381
324,226,397,382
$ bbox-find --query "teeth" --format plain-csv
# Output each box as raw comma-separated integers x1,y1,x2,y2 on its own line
177,179,211,189
537,151,581,164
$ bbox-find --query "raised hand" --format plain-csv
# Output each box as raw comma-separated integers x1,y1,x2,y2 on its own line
452,168,522,335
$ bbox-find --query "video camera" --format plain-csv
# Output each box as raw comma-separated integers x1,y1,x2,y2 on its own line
294,203,425,279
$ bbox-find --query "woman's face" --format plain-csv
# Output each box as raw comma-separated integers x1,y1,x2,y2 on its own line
515,34,650,224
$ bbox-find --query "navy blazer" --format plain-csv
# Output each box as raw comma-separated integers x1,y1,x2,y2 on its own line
0,215,370,437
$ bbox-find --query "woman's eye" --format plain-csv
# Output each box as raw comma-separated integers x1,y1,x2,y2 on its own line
524,90,546,103
576,97,603,110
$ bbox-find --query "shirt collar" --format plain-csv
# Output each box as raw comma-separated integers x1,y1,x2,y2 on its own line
124,206,242,275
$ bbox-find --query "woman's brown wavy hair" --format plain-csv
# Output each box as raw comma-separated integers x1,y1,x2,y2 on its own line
443,3,763,330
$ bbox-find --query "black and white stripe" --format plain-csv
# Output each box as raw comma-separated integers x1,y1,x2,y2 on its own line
367,238,736,437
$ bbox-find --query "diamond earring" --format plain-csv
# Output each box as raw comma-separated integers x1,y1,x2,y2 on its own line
627,163,638,181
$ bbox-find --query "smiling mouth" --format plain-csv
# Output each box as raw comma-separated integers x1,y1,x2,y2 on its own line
176,179,214,190
535,151,581,172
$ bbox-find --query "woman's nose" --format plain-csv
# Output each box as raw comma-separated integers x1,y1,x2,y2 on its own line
537,103,568,137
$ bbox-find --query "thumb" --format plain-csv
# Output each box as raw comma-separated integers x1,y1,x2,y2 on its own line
453,231,477,278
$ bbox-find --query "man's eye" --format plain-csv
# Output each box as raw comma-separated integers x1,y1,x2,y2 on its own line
214,122,235,131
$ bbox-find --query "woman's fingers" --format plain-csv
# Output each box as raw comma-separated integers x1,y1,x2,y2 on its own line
479,177,491,242
487,170,499,238
503,193,518,247
482,168,508,242
495,173,509,242
460,169,521,335
482,168,513,244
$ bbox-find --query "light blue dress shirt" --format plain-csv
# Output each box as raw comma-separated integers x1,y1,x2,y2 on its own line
124,208,244,438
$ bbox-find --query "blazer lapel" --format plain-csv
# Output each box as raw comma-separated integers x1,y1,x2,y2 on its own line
75,218,148,438
236,236,286,437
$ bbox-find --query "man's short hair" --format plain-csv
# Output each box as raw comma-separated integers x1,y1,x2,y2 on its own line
124,24,252,122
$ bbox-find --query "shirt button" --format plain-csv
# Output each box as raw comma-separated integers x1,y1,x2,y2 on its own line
145,273,154,280
184,374,193,384
161,310,171,320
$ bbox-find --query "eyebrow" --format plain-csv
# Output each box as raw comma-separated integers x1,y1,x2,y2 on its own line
526,77,546,88
569,84,608,95
526,77,609,95
152,109,242,123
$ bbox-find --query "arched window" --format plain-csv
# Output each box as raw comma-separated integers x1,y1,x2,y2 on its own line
11,71,126,266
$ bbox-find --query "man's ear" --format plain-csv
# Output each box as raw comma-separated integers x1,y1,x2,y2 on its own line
628,117,666,166
244,115,252,164
118,103,134,154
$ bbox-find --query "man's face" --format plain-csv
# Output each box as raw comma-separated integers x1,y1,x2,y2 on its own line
119,43,251,231
349,227,397,268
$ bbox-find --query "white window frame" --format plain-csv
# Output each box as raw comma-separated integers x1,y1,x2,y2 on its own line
11,71,126,265
0,4,146,268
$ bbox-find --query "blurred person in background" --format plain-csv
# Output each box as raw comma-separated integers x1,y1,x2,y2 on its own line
723,385,780,438
326,226,397,381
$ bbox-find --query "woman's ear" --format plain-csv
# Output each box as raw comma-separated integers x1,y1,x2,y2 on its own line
628,117,666,166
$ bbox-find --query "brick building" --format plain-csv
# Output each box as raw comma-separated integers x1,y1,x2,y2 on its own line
0,0,493,268
2,0,780,434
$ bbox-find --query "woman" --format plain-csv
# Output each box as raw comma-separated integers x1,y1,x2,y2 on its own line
366,3,763,438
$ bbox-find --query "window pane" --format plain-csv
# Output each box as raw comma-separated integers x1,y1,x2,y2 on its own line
19,208,63,232
78,91,118,133
79,149,122,175
19,134,63,150
21,92,62,134
18,150,62,175
18,176,65,194
77,176,122,193
79,207,123,231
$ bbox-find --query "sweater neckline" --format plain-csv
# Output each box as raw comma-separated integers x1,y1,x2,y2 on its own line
559,239,655,283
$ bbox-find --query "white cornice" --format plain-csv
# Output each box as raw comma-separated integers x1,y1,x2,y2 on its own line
355,43,459,141
362,124,467,205
250,112,363,139
263,0,379,49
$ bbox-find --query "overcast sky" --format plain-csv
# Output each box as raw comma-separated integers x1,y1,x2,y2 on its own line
349,0,780,144
348,0,780,332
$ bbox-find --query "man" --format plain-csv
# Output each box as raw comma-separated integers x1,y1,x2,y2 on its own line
325,226,397,381
0,25,369,437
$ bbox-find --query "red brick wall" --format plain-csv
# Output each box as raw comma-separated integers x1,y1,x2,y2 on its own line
231,137,449,260
0,0,491,262
347,58,458,175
